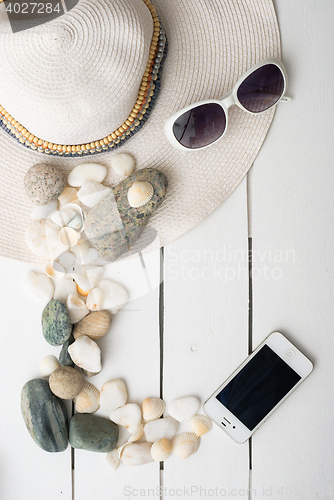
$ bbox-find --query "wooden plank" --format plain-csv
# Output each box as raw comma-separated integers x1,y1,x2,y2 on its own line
73,249,161,499
163,178,250,497
250,1,334,498
0,257,72,499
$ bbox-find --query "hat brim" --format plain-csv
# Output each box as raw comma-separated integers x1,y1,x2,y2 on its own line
0,0,280,264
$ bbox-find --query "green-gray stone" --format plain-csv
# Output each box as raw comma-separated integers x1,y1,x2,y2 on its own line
42,300,72,346
84,168,168,261
69,414,119,453
21,378,68,452
59,335,74,367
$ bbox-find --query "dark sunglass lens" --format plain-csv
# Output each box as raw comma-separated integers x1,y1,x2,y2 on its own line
237,64,285,113
173,103,226,149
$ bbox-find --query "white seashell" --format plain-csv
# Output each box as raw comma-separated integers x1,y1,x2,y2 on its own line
110,403,142,434
23,271,54,302
73,381,100,413
172,432,200,459
57,251,76,270
54,278,77,303
51,207,76,227
74,247,99,266
99,279,128,314
58,187,79,205
111,153,135,177
106,449,120,471
129,424,144,442
142,397,166,422
190,414,212,437
66,293,89,324
40,355,60,377
121,442,154,466
45,219,65,260
77,181,111,208
71,239,90,260
59,227,80,248
86,288,104,311
168,396,200,422
100,379,128,412
68,163,107,187
81,368,101,377
45,261,65,280
31,200,57,220
144,417,178,443
151,438,172,461
68,335,102,373
127,181,154,208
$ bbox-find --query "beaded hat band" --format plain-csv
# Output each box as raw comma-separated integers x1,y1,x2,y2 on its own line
0,0,167,157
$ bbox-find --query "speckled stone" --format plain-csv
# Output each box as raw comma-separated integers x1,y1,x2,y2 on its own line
69,414,118,453
21,378,68,452
59,335,75,367
24,164,65,205
42,300,72,346
84,168,168,261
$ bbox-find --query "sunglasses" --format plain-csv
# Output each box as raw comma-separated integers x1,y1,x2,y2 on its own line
164,57,290,151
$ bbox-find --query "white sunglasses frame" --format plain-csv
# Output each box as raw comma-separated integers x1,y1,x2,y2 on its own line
164,57,290,152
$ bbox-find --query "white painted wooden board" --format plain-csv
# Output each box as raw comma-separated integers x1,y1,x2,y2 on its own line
249,1,334,498
0,258,72,499
163,178,250,498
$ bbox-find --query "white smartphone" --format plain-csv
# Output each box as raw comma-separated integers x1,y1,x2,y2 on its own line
203,331,313,443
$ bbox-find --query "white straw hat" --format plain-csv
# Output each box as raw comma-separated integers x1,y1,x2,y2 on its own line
0,0,281,264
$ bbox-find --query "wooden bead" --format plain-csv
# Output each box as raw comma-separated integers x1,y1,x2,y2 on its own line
111,132,117,140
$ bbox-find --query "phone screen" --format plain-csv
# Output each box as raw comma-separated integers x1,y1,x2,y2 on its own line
215,344,301,430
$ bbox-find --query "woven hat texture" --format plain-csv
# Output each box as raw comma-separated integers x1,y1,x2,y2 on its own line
0,0,281,264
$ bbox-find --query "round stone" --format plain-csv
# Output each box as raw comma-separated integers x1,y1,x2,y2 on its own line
69,413,118,452
42,299,72,346
49,366,84,399
24,164,65,205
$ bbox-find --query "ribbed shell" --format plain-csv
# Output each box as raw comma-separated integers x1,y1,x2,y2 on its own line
74,381,100,413
172,432,200,459
127,181,154,208
73,310,111,340
142,397,166,422
151,438,172,461
190,414,212,436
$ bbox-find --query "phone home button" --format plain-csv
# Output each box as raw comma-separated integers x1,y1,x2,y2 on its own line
285,349,296,359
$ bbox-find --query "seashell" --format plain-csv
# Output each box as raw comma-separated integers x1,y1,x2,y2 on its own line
57,251,76,270
40,355,60,377
68,163,107,187
106,449,120,471
67,294,89,324
99,279,128,314
168,396,200,422
73,310,111,341
81,368,101,377
31,200,58,220
49,366,84,399
190,414,212,437
151,438,172,461
144,417,178,443
71,238,90,261
121,442,154,466
127,181,154,208
100,379,127,412
172,432,200,459
54,278,77,303
142,397,166,422
51,207,76,227
67,214,82,231
59,227,80,248
111,153,135,177
25,219,61,259
23,271,54,302
73,381,100,413
75,247,100,266
68,335,102,373
110,403,142,434
58,186,79,205
76,283,90,297
45,261,65,280
129,424,144,442
86,288,104,311
77,181,111,208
